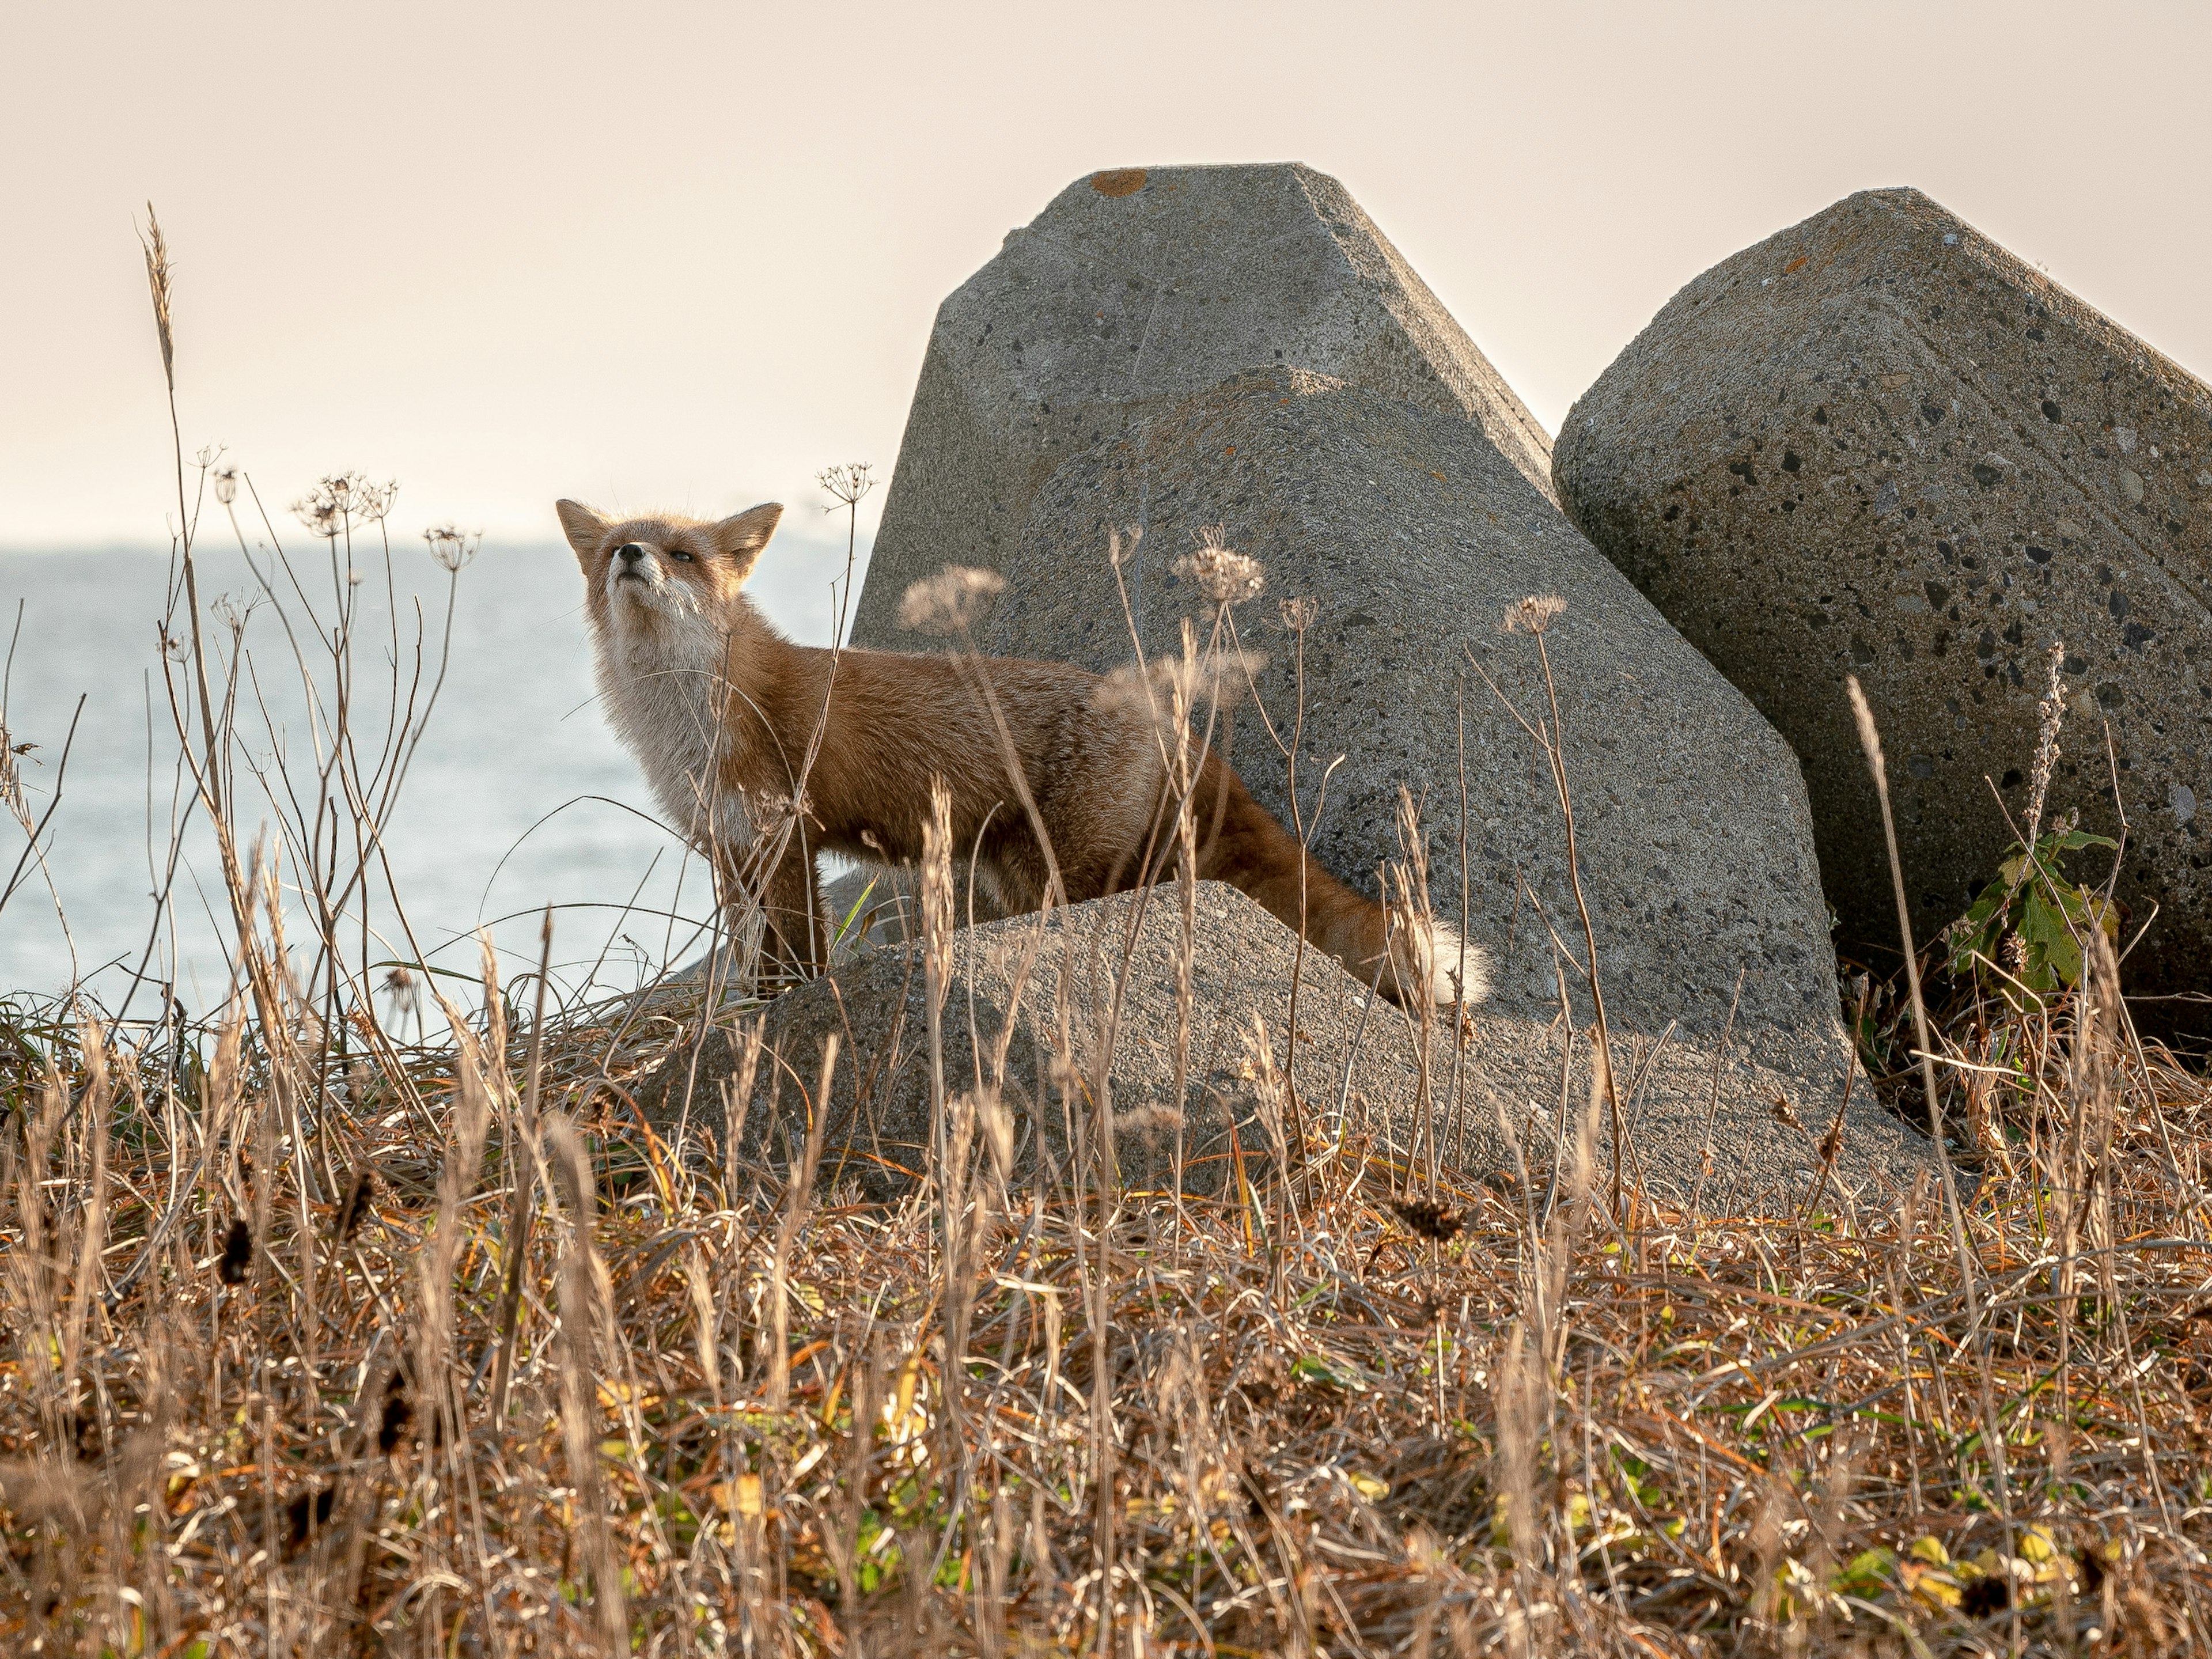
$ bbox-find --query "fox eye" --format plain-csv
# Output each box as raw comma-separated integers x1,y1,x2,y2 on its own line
670,550,694,563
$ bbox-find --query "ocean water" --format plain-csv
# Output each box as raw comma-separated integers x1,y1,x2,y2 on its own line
0,531,865,1010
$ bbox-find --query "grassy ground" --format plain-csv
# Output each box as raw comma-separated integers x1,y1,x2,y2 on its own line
1,934,2206,1656
2,214,2206,1655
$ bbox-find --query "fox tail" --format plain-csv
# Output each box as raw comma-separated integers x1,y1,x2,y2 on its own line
1188,750,1491,1007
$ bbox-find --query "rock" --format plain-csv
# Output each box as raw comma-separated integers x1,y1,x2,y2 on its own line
976,366,1851,1090
1555,187,2211,1035
638,885,1931,1208
848,162,1869,1113
851,162,1555,652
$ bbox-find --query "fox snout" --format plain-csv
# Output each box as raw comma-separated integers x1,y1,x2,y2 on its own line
603,541,695,614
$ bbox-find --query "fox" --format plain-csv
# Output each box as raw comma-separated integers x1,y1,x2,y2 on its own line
556,496,1486,1007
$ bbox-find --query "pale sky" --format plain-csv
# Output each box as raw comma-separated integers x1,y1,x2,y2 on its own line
6,0,2209,552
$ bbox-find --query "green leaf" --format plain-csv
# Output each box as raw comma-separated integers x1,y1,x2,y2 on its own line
1291,1353,1366,1392
1834,1546,1897,1596
2048,829,2118,854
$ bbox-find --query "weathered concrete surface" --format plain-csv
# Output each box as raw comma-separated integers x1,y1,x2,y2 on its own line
1555,188,2211,1035
972,366,1851,1100
851,162,1555,651
639,886,1931,1207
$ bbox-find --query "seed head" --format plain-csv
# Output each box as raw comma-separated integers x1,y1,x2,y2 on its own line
423,522,480,573
899,565,1005,635
139,204,175,394
2024,639,2067,847
212,466,238,506
293,472,396,537
1093,650,1266,725
1175,527,1264,607
0,728,33,821
1279,595,1319,635
1502,594,1566,635
816,462,875,509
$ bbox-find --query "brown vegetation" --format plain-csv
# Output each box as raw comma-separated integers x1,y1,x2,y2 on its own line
0,207,2206,1658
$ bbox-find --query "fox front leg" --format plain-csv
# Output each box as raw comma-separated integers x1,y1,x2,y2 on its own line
757,834,828,983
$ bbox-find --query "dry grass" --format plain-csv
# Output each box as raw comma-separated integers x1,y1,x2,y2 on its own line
1,950,2207,1657
1,209,2208,1658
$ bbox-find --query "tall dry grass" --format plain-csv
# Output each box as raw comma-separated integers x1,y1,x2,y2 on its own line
0,209,2207,1658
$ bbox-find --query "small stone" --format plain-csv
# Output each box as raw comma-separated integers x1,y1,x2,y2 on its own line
2122,469,2146,505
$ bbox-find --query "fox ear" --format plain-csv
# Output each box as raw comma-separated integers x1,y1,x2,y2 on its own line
714,502,784,581
555,499,609,570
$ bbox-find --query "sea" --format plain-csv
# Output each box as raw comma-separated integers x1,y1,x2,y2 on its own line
0,531,866,1016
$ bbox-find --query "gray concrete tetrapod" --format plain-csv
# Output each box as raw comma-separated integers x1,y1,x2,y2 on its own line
845,164,1909,1190
1556,187,2210,1041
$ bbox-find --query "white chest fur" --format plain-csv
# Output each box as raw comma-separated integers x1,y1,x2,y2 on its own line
596,612,759,855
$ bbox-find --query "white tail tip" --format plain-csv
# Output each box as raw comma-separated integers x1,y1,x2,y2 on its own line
1389,915,1492,1007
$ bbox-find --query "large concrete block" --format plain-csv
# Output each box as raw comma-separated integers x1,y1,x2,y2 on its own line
642,886,1930,1207
851,162,1555,650
1555,188,2210,1033
972,366,1849,1090
847,166,1881,1119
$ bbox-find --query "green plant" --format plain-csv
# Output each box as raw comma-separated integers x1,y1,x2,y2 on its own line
1944,817,2119,1003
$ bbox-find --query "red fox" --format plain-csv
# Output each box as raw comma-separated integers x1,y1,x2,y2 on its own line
556,497,1484,1006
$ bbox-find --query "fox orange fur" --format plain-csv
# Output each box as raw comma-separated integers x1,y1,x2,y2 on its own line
556,497,1486,1006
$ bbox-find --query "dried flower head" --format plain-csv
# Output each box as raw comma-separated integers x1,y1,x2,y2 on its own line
1279,594,1319,635
381,963,420,1017
212,465,238,506
1175,527,1264,607
899,565,1006,635
211,593,256,639
0,729,35,822
1502,594,1566,635
1109,1100,1185,1139
423,523,480,573
1107,524,1143,569
1093,650,1266,725
2023,638,2067,846
817,462,875,509
292,472,396,537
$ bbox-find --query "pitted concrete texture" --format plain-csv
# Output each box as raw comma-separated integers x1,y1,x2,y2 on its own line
973,368,1851,1104
639,887,1931,1207
1555,188,2211,1037
851,162,1554,652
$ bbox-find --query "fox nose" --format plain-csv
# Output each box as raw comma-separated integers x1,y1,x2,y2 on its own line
616,543,645,565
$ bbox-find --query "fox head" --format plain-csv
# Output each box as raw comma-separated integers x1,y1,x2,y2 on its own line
555,499,785,637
